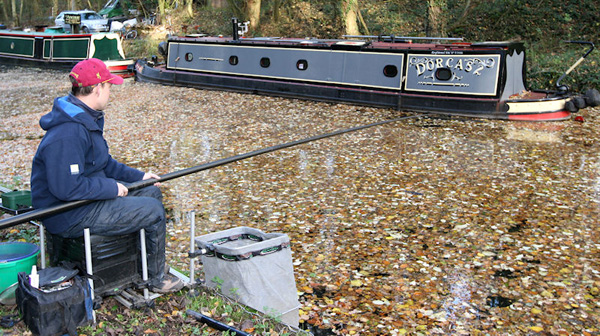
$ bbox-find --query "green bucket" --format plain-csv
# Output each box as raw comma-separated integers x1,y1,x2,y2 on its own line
0,242,39,294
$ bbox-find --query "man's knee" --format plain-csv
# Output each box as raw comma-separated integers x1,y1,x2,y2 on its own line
143,197,166,228
146,186,163,200
133,185,163,200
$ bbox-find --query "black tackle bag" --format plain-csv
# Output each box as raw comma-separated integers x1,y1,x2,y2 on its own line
15,267,94,336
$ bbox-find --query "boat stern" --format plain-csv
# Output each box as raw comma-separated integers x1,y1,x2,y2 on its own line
106,58,135,78
505,89,600,121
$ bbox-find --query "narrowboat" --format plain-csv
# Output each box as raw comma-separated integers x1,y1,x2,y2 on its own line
135,20,599,121
0,29,134,77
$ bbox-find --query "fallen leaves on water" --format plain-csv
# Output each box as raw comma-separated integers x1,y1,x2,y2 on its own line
2,67,600,335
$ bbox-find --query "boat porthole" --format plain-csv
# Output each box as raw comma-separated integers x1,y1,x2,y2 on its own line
185,52,193,62
229,55,239,65
260,57,271,68
435,68,453,81
296,60,308,71
383,65,398,77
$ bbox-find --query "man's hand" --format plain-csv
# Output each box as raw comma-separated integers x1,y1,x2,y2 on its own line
117,182,128,197
143,172,162,186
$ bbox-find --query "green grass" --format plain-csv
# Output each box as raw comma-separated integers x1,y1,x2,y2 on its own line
122,37,162,60
527,42,600,93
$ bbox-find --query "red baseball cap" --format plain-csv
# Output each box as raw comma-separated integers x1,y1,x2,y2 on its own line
70,58,124,87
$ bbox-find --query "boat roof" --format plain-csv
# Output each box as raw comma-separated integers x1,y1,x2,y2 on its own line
169,35,524,52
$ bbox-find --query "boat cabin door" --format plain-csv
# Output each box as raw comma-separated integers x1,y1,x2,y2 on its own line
34,37,44,59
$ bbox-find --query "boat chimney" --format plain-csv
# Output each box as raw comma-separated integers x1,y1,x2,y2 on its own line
232,17,239,41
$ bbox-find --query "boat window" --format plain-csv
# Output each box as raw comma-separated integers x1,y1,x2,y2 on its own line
435,68,452,81
84,13,102,20
383,65,398,77
260,57,270,68
296,60,308,71
229,55,238,65
185,52,193,62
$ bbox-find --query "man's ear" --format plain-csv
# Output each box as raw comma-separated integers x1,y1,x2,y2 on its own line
93,84,102,96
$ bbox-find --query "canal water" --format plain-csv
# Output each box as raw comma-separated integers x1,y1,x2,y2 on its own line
1,66,599,335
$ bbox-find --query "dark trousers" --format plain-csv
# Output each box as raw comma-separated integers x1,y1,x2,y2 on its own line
58,186,166,287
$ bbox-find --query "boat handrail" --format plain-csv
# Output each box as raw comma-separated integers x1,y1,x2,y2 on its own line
343,35,463,42
241,37,354,43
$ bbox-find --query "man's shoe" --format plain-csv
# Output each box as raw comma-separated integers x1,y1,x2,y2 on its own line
152,273,184,294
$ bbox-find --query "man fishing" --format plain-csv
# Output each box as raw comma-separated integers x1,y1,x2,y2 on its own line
30,58,183,293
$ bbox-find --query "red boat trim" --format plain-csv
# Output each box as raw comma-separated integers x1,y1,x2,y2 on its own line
107,65,130,71
401,92,498,102
0,32,92,38
508,111,570,121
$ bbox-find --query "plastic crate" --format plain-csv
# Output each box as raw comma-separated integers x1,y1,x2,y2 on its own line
196,227,300,327
1,190,32,210
47,232,141,297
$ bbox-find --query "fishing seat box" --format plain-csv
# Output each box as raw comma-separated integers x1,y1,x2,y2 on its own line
1,190,32,210
195,227,300,327
47,232,141,297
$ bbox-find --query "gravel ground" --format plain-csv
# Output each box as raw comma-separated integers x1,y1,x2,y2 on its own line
1,65,600,335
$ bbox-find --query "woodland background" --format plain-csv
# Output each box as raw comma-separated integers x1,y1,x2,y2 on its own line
1,0,599,91
1,0,598,43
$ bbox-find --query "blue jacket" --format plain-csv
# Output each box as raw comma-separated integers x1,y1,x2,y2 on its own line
31,94,144,234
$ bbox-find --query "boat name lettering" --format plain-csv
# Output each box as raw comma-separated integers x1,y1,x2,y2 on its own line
409,56,496,77
431,50,464,55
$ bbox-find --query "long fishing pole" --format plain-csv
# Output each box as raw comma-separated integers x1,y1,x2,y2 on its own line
186,309,251,336
0,114,423,230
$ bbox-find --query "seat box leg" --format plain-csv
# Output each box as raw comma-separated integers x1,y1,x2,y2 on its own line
84,228,97,324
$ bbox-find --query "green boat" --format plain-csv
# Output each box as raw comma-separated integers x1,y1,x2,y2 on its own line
0,29,134,77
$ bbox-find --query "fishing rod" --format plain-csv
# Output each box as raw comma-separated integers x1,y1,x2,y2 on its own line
186,309,251,336
0,114,423,230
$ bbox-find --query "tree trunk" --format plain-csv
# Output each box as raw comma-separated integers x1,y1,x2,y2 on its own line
10,0,17,27
428,0,447,37
245,0,261,30
341,0,359,36
272,0,280,22
0,0,8,24
157,0,166,24
18,0,22,27
52,0,58,16
185,0,193,17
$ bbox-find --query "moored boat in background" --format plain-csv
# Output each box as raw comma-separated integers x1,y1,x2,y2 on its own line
0,29,134,77
136,19,599,121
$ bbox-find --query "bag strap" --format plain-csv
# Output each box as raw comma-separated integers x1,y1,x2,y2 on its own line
82,272,105,287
